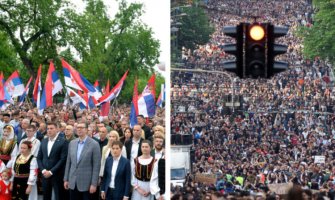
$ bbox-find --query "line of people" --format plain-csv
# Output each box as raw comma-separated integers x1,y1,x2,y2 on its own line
0,105,165,200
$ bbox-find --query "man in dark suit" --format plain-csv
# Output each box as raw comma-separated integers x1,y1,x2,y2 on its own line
137,115,152,140
64,122,101,200
37,122,68,200
125,125,143,161
101,141,131,200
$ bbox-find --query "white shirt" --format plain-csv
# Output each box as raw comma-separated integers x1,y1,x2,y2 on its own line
47,134,59,157
154,149,164,160
109,155,121,189
130,138,140,161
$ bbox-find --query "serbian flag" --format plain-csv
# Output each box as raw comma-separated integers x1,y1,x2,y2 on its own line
33,65,42,108
130,79,139,127
94,80,101,93
0,72,13,103
5,71,25,98
98,70,129,105
99,79,111,118
156,84,165,108
65,87,87,106
138,74,156,117
62,59,101,99
39,62,63,114
18,76,33,106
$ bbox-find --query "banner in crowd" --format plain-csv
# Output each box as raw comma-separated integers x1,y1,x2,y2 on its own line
268,182,293,195
194,173,217,184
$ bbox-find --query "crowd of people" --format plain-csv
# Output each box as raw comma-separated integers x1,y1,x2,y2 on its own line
172,0,335,199
0,103,165,200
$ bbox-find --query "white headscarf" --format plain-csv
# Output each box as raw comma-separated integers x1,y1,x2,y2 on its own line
3,125,15,141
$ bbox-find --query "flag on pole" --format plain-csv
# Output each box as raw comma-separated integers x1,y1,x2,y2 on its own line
62,59,101,99
138,74,156,117
94,80,101,92
98,70,129,104
18,76,33,106
39,62,63,114
33,65,42,108
5,71,25,98
0,72,13,110
156,84,165,108
65,87,87,107
130,79,139,127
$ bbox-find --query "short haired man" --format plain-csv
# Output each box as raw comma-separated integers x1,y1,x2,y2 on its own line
64,122,101,200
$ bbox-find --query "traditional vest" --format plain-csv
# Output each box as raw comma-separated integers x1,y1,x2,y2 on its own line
0,138,17,164
14,155,33,178
134,157,156,182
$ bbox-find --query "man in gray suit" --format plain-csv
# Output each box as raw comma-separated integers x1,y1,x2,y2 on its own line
64,122,101,200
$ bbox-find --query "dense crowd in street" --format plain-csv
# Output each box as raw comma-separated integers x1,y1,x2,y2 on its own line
171,0,335,199
0,103,165,200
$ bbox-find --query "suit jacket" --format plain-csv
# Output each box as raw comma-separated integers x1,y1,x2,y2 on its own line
125,138,143,160
63,136,101,192
37,136,68,175
101,156,131,199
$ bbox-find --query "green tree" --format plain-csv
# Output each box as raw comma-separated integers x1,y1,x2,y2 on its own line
0,31,23,78
298,0,335,64
0,0,77,77
67,0,160,86
172,4,214,61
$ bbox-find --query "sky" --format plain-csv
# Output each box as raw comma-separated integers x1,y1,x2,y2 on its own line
70,0,170,76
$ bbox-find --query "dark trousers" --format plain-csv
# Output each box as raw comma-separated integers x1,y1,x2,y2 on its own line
70,186,90,200
107,187,123,200
42,176,61,200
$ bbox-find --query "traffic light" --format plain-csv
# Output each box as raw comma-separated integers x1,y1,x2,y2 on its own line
222,22,289,79
245,23,267,78
222,24,244,77
267,25,289,77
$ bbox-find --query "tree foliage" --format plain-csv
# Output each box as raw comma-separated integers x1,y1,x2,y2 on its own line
175,5,214,51
0,0,162,102
298,0,335,64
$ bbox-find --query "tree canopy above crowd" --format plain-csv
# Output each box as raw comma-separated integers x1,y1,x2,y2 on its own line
0,0,162,102
298,0,335,65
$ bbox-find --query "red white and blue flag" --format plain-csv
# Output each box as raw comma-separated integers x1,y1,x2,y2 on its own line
62,59,102,100
130,79,139,127
94,80,101,93
33,65,42,108
5,71,25,98
0,72,13,110
39,62,63,114
156,84,165,108
138,74,156,118
18,76,33,106
65,86,87,107
98,70,129,105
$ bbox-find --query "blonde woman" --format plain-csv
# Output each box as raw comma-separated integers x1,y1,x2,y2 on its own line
99,130,127,177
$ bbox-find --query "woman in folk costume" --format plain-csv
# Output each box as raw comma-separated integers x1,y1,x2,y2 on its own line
0,169,12,200
11,141,38,200
0,125,18,167
131,140,156,200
